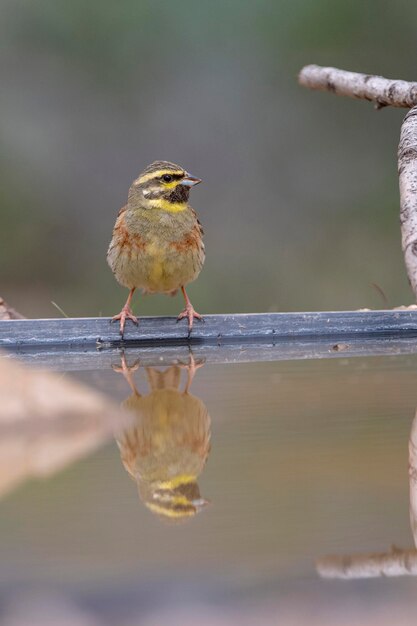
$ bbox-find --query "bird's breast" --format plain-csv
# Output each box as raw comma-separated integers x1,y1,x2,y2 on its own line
108,207,204,292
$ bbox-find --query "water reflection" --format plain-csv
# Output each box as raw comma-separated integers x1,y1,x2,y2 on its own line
316,401,417,578
113,354,211,521
0,355,126,500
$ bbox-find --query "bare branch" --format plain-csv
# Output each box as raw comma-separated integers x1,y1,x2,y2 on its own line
317,547,417,578
316,394,417,581
299,65,417,300
299,65,417,109
399,107,417,300
409,402,417,543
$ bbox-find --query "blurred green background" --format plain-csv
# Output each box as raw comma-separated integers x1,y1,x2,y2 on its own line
1,0,416,318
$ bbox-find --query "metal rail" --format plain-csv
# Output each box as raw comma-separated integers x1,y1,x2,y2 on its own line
1,311,417,369
1,311,417,348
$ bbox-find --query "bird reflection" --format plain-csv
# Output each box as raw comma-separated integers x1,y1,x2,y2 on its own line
113,354,211,521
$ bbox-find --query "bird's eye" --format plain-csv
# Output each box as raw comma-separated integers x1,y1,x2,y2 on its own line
162,174,172,182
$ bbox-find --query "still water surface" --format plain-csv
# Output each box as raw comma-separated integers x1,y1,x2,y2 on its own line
1,351,417,624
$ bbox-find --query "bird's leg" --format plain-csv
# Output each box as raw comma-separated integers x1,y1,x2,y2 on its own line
112,352,141,395
111,288,138,336
177,286,204,332
179,353,205,394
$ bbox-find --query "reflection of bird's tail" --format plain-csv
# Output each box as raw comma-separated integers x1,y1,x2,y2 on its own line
145,365,181,391
140,475,210,521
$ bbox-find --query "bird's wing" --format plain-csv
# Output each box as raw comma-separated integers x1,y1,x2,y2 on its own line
190,207,204,236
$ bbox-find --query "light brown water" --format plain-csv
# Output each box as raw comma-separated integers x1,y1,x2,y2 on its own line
1,351,417,625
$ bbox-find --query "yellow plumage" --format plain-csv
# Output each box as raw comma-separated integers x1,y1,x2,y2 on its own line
114,358,211,521
107,160,205,335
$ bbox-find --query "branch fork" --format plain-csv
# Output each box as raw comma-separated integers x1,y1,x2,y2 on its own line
299,64,417,301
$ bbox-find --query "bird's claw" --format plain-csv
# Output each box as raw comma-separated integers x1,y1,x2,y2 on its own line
177,306,204,333
112,354,140,375
111,306,138,336
112,353,140,392
178,353,205,371
178,353,205,392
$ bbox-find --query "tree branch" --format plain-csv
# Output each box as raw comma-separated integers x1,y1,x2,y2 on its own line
299,64,417,302
316,391,417,581
399,108,417,299
299,65,417,109
316,547,417,579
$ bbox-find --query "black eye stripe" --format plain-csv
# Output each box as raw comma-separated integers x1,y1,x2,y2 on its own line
160,172,184,182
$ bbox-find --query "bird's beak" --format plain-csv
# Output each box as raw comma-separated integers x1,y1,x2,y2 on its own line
181,173,202,187
192,498,210,509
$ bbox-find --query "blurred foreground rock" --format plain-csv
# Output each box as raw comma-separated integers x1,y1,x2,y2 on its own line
0,355,129,499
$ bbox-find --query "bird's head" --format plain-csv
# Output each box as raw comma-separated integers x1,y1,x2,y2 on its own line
140,475,210,522
129,161,202,212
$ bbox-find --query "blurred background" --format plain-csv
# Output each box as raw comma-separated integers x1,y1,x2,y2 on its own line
1,0,416,318
4,4,417,622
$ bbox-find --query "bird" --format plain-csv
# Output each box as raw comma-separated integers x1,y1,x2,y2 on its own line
107,160,205,336
113,354,211,521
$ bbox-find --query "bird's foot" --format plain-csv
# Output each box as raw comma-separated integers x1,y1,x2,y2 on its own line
111,306,138,336
111,353,140,375
178,353,205,392
112,354,140,393
177,304,204,333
